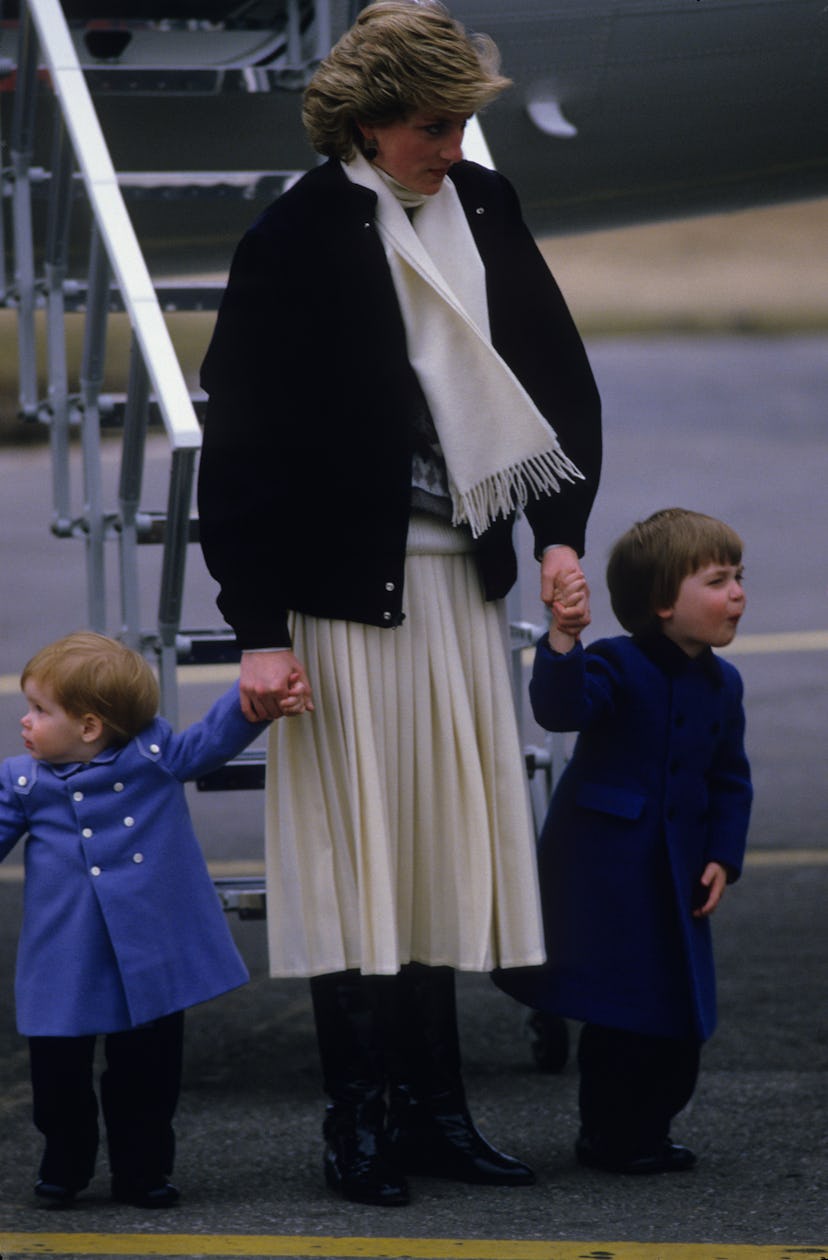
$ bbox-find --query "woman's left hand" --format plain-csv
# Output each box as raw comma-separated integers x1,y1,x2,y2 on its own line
541,545,591,633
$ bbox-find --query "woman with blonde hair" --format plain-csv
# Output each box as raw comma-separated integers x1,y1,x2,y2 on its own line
199,0,601,1205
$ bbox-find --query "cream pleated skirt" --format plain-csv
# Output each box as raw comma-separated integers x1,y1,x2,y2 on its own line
263,513,545,978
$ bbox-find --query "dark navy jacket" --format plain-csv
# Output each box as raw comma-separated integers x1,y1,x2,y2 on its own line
198,158,601,649
495,634,752,1041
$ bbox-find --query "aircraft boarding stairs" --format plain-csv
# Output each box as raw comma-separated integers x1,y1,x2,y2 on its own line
1,0,557,918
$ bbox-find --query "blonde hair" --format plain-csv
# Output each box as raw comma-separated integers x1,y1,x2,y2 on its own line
607,508,743,637
21,632,159,743
302,0,511,160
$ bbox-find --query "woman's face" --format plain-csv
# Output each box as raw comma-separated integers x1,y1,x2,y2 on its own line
360,111,468,195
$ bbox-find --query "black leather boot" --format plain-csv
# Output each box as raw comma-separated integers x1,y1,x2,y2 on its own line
310,971,409,1206
386,964,535,1187
322,1095,409,1205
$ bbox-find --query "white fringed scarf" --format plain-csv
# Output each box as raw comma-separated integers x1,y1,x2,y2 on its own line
344,151,582,538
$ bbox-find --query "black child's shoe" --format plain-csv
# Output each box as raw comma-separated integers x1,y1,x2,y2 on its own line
111,1180,180,1208
576,1134,697,1174
34,1180,77,1207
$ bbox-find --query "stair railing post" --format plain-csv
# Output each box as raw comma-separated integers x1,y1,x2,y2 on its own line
117,335,151,651
156,446,197,727
44,108,75,536
10,2,40,418
79,223,110,632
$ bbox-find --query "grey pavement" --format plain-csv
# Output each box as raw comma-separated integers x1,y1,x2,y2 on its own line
0,336,826,1249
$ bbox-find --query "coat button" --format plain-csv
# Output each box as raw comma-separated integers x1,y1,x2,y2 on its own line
17,775,27,786
149,744,160,754
132,852,144,864
82,827,93,838
382,611,392,621
124,817,135,828
113,782,124,792
73,790,84,802
475,206,485,214
385,581,395,592
90,865,101,877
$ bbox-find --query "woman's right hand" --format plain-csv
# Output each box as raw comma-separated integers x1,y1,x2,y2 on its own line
240,650,315,722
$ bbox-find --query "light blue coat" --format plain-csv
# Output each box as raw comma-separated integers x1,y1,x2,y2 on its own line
0,683,266,1036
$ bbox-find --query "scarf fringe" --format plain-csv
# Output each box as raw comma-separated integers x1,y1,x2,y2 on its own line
452,448,584,539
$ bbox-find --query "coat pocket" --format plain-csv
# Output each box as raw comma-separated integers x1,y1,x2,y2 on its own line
575,781,646,821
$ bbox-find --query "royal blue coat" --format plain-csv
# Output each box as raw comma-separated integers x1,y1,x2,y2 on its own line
0,684,266,1036
495,634,752,1041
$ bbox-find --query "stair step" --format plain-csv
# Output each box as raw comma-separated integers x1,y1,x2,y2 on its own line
213,876,266,920
176,631,240,665
197,748,266,792
59,281,226,314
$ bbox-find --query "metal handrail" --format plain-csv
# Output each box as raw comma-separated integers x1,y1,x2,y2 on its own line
22,0,201,453
11,0,203,726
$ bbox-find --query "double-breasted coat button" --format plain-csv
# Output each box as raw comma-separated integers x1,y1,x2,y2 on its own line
17,775,27,786
90,865,101,877
149,744,160,754
113,782,124,792
382,611,392,622
132,853,144,864
82,827,93,838
73,790,84,802
124,817,135,828
385,581,395,592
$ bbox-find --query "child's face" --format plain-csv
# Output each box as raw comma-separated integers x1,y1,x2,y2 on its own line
657,561,745,657
21,678,98,764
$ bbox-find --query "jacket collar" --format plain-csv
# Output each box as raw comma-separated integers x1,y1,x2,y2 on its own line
634,632,723,685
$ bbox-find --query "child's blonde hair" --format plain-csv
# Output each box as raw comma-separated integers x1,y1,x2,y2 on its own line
21,632,159,743
607,508,743,636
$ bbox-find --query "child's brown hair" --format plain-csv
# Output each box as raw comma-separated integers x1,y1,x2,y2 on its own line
607,508,743,636
21,632,159,744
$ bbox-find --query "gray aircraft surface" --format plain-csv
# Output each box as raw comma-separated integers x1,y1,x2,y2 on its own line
1,0,826,254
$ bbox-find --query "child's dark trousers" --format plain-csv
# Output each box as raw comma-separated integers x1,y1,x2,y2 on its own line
28,1010,184,1195
577,1022,701,1159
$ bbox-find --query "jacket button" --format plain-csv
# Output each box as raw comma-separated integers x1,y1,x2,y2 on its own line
382,611,392,622
385,581,395,592
113,782,124,792
82,827,93,838
90,865,101,877
124,817,135,828
149,743,160,754
17,775,27,786
132,852,144,864
73,790,84,802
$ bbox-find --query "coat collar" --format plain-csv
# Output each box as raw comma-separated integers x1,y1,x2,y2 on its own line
634,632,723,685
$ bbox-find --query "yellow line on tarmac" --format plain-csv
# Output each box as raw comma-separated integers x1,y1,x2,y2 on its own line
1,1237,827,1259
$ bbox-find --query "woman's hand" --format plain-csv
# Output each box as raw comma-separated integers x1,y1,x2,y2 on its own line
240,650,315,722
541,545,591,637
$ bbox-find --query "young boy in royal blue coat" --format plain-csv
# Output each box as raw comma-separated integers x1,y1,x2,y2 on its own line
496,508,752,1174
0,632,299,1208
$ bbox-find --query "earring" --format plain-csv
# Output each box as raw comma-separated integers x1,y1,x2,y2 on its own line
363,140,378,161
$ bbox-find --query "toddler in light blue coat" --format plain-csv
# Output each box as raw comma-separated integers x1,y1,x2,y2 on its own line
0,632,287,1208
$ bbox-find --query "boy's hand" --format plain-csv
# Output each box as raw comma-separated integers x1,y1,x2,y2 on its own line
547,566,591,653
693,861,728,917
240,650,315,721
